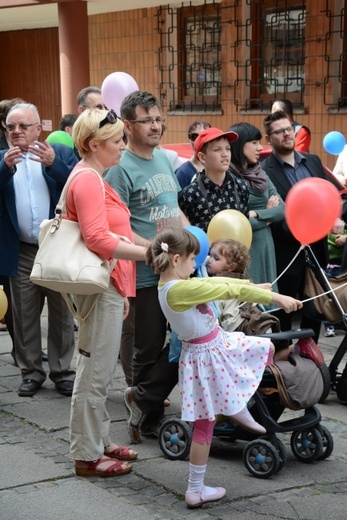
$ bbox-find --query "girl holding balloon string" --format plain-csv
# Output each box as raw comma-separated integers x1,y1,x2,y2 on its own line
147,226,302,508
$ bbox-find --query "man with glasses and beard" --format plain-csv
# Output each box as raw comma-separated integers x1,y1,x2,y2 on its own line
104,91,189,443
261,110,343,342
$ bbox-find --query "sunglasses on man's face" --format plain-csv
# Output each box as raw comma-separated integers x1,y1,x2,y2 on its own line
99,110,119,129
188,132,199,142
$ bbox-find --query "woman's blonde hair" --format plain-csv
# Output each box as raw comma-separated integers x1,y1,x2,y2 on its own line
72,109,124,157
146,227,200,274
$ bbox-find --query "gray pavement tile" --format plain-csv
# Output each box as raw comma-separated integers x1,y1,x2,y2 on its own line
0,312,347,520
1,479,158,520
0,444,72,490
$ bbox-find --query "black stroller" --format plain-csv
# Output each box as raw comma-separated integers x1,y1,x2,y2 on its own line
158,326,333,479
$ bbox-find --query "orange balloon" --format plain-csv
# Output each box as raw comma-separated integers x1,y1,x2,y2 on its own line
0,287,8,320
207,209,252,249
285,178,341,244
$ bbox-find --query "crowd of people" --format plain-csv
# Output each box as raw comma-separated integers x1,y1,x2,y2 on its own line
0,90,344,507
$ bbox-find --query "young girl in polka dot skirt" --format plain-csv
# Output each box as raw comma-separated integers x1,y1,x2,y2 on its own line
146,227,302,509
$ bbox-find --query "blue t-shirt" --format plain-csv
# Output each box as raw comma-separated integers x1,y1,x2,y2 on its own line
175,160,198,189
104,148,181,289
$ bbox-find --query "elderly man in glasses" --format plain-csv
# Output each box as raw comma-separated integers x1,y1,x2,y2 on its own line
175,119,211,189
104,90,189,443
261,109,343,342
0,102,78,397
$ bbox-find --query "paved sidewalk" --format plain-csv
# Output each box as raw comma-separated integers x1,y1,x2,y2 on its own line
1,308,347,520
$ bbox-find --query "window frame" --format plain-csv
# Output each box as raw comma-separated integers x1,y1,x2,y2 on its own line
250,1,306,107
175,3,222,110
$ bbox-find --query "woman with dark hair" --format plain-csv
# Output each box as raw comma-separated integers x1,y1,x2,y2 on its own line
228,122,284,308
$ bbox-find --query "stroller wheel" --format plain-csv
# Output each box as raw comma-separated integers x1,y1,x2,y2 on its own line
158,419,192,460
243,439,280,478
315,425,334,460
290,427,324,463
318,364,331,404
264,434,287,472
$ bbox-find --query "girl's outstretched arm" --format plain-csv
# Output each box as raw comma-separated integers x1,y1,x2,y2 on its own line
271,293,303,314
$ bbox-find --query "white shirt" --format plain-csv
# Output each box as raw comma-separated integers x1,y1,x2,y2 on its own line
13,152,50,243
333,145,347,180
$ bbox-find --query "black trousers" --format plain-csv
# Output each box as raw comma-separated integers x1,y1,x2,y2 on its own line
132,286,178,418
274,265,322,344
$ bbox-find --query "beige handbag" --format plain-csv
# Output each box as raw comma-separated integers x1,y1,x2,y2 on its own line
30,168,116,317
304,267,341,324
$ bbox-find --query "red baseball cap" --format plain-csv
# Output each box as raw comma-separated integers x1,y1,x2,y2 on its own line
194,127,239,155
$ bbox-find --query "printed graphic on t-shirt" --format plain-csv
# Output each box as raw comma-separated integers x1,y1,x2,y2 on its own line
141,173,182,232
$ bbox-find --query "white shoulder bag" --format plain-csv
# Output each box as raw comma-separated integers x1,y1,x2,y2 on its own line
30,168,117,319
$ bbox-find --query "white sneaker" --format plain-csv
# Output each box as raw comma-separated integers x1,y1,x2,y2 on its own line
324,327,336,337
124,387,143,444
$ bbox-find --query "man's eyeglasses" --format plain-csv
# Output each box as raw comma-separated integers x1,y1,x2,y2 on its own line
129,117,165,125
268,125,294,137
6,122,39,132
99,110,119,129
188,132,199,142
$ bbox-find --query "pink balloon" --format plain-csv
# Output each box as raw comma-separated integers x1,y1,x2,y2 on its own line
101,72,139,114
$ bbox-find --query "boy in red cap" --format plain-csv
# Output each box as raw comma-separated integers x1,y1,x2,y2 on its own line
178,127,250,230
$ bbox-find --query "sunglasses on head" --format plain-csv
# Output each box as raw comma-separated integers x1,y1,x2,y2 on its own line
99,110,119,129
188,132,199,142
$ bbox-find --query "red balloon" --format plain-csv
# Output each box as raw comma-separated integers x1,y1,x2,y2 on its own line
285,178,341,245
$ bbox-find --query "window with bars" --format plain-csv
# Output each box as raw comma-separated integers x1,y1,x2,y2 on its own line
157,1,346,112
260,7,306,98
322,0,347,108
183,12,221,101
244,1,306,109
157,2,222,112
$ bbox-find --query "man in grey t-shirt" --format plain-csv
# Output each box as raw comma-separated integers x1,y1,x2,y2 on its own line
104,91,189,443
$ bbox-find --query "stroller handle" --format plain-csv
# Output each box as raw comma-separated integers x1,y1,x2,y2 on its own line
256,328,315,342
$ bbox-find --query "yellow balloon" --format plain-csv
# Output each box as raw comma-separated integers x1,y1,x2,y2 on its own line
0,287,8,320
207,209,253,249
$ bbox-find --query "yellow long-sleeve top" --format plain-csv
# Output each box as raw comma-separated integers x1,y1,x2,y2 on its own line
158,277,273,343
162,277,272,311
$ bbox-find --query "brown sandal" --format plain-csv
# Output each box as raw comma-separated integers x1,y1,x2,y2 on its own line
75,456,132,477
104,445,138,461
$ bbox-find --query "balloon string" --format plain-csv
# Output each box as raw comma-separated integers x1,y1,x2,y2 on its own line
261,281,347,314
270,244,305,286
234,245,305,311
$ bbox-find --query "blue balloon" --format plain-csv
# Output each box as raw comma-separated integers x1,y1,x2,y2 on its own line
323,131,346,155
184,225,210,269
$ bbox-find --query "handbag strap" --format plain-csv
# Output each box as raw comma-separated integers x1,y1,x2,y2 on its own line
51,167,117,272
56,167,104,217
